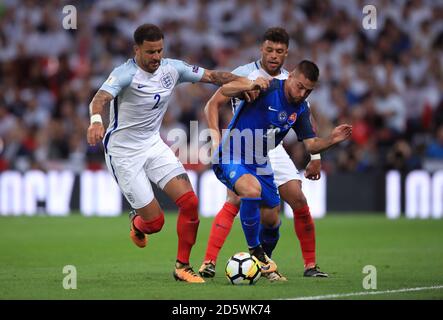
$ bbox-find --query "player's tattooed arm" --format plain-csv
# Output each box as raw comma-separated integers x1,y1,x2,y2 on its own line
87,90,113,146
89,90,113,116
200,70,241,86
220,77,270,97
175,173,191,183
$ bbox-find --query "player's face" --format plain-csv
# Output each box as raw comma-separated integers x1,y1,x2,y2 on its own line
287,71,316,103
260,40,288,76
135,39,164,73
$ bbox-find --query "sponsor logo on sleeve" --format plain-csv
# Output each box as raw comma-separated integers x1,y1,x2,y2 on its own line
105,75,116,85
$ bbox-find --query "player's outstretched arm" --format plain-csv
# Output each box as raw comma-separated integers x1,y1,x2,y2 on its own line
303,124,353,155
87,90,113,146
200,70,241,86
220,77,270,97
204,88,231,150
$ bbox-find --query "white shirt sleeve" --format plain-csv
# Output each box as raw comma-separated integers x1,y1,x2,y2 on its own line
99,61,137,97
167,59,205,84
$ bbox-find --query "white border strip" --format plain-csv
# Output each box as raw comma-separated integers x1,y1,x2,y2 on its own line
284,285,443,300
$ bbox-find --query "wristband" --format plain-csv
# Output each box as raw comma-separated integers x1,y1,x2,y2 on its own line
310,153,321,160
90,114,102,124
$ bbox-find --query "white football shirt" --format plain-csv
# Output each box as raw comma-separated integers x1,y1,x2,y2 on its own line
99,58,205,157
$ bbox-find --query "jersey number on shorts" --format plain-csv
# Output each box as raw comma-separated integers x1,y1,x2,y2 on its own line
153,94,161,109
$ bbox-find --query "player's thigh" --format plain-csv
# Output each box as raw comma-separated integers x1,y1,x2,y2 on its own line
213,162,261,198
268,144,301,187
145,136,193,202
105,153,156,211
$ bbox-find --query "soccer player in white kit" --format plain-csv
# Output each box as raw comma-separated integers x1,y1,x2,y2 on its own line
86,24,268,283
199,28,328,280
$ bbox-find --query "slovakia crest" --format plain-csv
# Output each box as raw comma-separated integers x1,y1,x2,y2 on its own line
161,73,174,89
278,111,287,122
287,112,297,125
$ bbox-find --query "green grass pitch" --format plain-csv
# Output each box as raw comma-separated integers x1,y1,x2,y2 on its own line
0,213,442,300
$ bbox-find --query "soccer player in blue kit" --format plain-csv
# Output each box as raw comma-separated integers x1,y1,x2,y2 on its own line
212,60,352,274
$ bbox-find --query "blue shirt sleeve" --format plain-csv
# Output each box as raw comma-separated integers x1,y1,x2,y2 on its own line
99,60,137,97
167,59,205,84
292,105,316,141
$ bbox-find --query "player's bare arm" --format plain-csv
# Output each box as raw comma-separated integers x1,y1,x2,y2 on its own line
87,90,113,146
305,110,322,180
220,77,270,97
200,70,241,86
204,88,231,150
303,124,353,155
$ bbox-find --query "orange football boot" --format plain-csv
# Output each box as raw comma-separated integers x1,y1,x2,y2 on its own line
129,210,146,248
173,262,205,283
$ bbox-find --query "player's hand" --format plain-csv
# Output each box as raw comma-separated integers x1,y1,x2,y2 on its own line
243,89,260,103
251,77,270,91
87,123,105,146
331,124,352,144
304,160,321,180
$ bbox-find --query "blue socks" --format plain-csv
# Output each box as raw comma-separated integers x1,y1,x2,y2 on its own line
259,220,281,258
239,198,261,248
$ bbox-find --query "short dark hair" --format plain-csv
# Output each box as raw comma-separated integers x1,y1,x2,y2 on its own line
133,24,164,45
263,27,289,47
297,60,319,82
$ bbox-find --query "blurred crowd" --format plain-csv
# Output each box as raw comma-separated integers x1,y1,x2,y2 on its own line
0,0,442,175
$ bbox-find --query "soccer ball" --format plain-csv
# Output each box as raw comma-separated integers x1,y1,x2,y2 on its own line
225,252,261,285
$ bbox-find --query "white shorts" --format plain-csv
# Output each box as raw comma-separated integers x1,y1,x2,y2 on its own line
268,144,301,187
105,134,186,209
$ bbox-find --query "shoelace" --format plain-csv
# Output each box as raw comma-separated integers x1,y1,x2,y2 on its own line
184,267,199,277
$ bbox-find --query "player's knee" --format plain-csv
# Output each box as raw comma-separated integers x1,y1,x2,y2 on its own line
239,181,261,198
241,187,261,198
236,174,261,198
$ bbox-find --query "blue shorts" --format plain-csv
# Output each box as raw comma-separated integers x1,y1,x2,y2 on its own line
213,162,280,208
